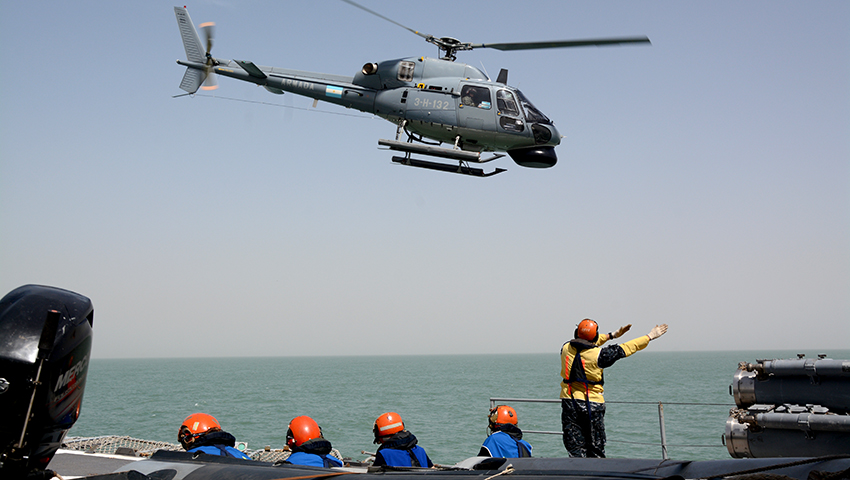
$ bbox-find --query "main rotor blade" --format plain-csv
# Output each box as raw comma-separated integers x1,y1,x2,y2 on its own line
471,36,651,51
341,0,431,41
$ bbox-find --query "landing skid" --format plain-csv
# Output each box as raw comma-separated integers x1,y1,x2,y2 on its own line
391,156,506,177
378,139,506,177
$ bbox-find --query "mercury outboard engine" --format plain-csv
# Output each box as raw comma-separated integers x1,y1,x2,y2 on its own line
0,285,94,478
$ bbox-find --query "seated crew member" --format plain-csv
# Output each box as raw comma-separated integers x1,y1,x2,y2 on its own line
478,405,532,458
178,413,252,459
283,415,343,468
372,412,433,468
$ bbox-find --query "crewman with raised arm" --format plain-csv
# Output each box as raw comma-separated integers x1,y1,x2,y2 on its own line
560,320,668,457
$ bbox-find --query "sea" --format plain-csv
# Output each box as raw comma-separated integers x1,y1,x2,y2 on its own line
67,349,849,465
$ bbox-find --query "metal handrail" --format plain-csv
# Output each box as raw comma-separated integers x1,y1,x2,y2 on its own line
489,397,731,459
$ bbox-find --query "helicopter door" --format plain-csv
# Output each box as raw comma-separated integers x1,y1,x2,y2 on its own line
496,89,524,133
457,84,496,146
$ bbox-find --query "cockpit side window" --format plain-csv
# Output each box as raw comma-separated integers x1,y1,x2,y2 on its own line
397,61,415,82
460,85,492,110
497,90,520,116
497,89,524,132
516,90,551,124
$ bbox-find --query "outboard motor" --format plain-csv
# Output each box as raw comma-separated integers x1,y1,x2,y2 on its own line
0,285,94,478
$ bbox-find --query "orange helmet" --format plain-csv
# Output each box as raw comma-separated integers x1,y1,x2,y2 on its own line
373,412,404,443
488,405,518,430
179,413,221,449
286,415,323,448
576,318,599,342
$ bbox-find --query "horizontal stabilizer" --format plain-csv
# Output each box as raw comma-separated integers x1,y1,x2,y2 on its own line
235,60,267,79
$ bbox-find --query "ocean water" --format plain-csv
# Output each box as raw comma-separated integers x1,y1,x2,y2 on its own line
68,349,849,465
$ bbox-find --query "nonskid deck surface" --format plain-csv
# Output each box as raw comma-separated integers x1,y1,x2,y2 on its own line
58,435,298,462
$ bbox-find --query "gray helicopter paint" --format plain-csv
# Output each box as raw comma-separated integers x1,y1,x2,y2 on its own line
209,60,378,112
355,57,487,91
204,57,547,150
404,86,459,126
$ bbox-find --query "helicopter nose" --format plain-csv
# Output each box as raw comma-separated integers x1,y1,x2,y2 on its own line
530,123,561,147
546,124,562,146
541,123,561,147
508,123,561,168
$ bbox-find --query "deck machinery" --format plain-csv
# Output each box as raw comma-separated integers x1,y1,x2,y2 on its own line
727,355,850,458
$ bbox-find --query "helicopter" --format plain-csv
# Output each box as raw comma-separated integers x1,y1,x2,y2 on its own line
174,2,650,177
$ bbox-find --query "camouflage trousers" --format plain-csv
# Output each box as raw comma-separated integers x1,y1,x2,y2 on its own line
561,398,607,458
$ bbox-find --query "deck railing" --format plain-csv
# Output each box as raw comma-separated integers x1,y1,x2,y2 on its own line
489,397,730,460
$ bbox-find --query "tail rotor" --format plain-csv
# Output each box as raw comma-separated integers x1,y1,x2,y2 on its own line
199,22,218,90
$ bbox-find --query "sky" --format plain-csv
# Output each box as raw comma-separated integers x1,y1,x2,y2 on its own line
1,1,847,359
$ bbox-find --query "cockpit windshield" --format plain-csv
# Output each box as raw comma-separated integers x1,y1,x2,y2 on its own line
516,90,552,124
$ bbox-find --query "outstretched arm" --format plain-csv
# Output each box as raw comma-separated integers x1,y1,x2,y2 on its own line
598,323,632,345
598,324,669,368
610,324,632,339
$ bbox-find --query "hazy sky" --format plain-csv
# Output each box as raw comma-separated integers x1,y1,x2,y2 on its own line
1,1,847,358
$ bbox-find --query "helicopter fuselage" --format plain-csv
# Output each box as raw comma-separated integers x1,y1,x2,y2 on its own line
180,55,561,169
175,3,650,175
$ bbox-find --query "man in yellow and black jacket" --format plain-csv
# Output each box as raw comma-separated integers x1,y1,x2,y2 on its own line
559,319,668,457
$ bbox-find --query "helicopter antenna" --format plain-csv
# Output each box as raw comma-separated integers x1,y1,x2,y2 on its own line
479,61,490,81
189,93,377,120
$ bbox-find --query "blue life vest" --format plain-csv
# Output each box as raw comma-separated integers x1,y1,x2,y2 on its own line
188,444,252,460
376,445,431,467
286,451,343,468
186,431,252,460
480,430,532,458
374,431,433,468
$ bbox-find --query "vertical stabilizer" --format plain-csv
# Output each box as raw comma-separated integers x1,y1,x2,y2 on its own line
179,68,204,94
174,6,204,63
174,6,206,93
